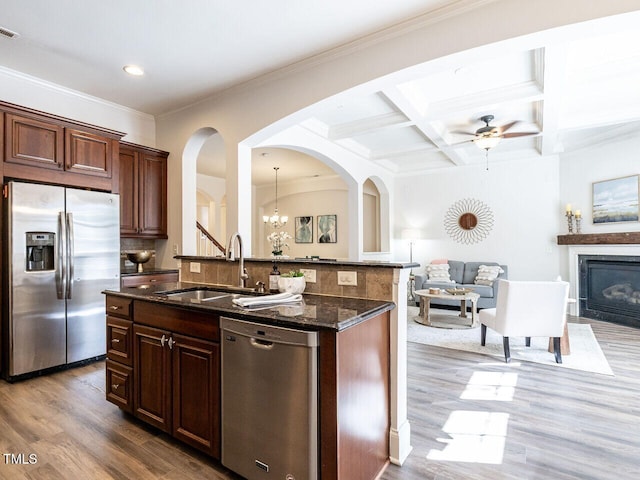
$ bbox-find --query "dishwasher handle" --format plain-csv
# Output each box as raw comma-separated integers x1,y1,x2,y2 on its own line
250,338,274,350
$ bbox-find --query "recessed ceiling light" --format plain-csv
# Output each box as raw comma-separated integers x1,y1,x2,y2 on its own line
123,65,144,76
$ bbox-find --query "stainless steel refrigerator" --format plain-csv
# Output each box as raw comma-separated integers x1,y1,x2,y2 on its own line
5,181,120,379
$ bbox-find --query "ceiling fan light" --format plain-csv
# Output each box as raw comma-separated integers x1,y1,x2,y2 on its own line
474,136,501,150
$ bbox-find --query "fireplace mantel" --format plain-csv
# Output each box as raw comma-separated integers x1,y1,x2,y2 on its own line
557,232,640,245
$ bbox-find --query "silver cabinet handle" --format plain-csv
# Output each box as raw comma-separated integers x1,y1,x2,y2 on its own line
168,337,176,350
109,305,121,311
160,334,167,347
112,384,120,390
111,338,120,343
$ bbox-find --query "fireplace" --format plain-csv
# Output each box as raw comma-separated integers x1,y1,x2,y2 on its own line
579,254,640,328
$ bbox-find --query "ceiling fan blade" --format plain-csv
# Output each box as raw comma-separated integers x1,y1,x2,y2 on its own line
450,130,476,136
497,120,520,134
501,131,539,138
448,138,476,146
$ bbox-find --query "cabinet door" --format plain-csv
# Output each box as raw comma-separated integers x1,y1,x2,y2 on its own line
118,147,139,235
5,113,64,170
65,128,113,177
172,334,220,457
138,152,167,238
133,324,172,433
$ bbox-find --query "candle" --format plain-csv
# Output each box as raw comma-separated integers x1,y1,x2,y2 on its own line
575,210,581,218
565,203,572,213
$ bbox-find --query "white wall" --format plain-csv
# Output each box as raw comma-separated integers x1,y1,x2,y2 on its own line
254,175,349,259
394,155,562,280
0,66,155,146
155,0,640,267
558,134,640,282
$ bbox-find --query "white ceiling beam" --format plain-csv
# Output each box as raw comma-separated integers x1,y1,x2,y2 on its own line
539,45,567,155
381,86,469,166
327,111,411,140
425,80,544,120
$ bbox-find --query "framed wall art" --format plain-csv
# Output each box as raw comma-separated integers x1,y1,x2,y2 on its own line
317,214,337,243
592,175,639,224
295,216,313,243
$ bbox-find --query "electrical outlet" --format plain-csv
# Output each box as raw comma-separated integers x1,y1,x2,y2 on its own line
173,244,179,254
190,262,201,273
300,269,316,283
338,271,357,286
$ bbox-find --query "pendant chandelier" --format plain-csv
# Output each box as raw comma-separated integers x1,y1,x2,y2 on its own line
263,166,288,229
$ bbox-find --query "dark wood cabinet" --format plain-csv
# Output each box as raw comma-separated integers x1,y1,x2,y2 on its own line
4,113,64,170
106,359,133,413
1,103,124,191
119,142,168,238
65,128,113,177
172,334,220,456
133,324,173,432
105,295,221,458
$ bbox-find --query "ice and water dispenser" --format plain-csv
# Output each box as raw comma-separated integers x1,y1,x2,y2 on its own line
26,232,55,271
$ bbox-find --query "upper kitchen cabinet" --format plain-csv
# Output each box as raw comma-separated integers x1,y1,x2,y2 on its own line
119,141,169,239
1,102,124,191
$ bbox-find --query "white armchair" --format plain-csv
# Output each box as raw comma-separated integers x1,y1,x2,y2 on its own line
478,279,570,363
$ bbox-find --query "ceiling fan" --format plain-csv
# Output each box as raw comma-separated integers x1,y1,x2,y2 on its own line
453,114,539,151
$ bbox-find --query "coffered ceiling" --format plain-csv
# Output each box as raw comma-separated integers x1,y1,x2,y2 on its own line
2,1,640,183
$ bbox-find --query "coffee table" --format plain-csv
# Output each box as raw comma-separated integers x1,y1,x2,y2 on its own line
414,289,480,327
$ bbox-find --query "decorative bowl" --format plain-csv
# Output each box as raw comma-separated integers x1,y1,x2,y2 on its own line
126,251,152,272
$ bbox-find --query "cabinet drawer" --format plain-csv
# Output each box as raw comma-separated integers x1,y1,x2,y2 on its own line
107,316,133,366
106,295,132,319
106,359,133,413
134,300,219,341
121,272,178,288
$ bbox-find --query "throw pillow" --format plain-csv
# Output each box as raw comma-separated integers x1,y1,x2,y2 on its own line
474,265,504,286
426,263,455,284
430,258,448,264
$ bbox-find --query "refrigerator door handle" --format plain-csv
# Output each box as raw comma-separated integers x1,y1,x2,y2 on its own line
56,212,66,300
66,212,75,300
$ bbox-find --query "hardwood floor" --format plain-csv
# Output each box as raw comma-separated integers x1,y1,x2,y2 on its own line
0,317,638,479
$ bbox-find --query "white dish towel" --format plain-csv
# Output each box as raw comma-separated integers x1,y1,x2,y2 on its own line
232,292,303,308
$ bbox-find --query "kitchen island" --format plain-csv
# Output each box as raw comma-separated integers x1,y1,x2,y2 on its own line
104,281,395,480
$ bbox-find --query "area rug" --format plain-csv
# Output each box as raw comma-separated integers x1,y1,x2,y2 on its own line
407,307,614,376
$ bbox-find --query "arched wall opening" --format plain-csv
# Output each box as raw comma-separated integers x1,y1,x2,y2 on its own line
181,127,224,255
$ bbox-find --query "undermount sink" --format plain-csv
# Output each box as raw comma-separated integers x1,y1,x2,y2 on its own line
155,288,231,302
154,285,262,303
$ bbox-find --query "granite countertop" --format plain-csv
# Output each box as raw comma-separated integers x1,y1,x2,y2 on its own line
120,268,179,277
104,282,395,331
175,255,418,269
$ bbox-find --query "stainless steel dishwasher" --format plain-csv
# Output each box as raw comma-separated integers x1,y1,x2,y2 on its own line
221,317,319,480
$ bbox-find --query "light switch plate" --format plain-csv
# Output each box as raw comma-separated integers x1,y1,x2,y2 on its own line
190,262,201,273
338,271,357,286
300,268,316,283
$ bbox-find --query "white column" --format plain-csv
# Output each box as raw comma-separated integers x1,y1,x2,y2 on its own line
389,267,413,465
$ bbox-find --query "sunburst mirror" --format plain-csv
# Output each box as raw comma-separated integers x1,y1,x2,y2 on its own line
444,198,494,244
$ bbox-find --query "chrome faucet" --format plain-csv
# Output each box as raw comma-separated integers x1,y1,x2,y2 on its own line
226,232,249,288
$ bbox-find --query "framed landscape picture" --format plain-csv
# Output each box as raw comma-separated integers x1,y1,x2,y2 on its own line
592,175,640,224
317,214,337,243
295,216,313,243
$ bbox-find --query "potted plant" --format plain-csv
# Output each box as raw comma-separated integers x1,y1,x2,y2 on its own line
277,270,306,294
267,231,292,257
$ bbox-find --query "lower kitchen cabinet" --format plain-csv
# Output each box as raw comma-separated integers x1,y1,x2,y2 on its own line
172,333,220,455
105,295,221,459
133,324,172,432
133,324,220,457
